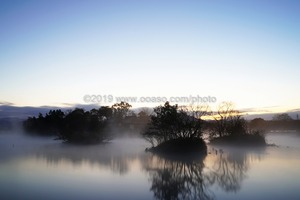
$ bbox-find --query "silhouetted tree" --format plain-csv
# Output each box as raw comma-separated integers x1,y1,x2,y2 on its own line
266,113,299,131
143,102,205,147
112,101,132,122
23,109,64,135
210,102,245,138
24,108,111,143
59,108,108,143
272,113,292,121
45,109,65,131
209,102,266,146
98,106,113,120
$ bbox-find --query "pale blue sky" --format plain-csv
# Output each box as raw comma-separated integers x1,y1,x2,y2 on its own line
0,0,299,112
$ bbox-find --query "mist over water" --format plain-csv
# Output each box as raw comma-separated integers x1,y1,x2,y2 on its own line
266,132,300,149
0,130,300,200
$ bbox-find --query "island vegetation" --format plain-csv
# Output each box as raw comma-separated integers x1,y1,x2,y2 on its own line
23,100,300,149
208,102,266,146
23,102,149,143
143,102,208,155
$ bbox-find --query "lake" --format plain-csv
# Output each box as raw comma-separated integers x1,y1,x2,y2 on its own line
0,131,300,200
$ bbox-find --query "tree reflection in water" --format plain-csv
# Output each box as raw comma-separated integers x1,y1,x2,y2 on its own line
145,147,265,199
32,141,148,175
206,147,265,193
144,155,214,200
25,138,265,199
206,153,248,192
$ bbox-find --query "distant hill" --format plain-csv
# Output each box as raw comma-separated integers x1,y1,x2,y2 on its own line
0,104,99,130
1,104,299,121
243,110,300,120
0,104,101,119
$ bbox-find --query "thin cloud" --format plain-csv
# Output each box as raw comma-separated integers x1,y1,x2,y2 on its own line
240,105,281,113
286,108,300,112
0,101,14,106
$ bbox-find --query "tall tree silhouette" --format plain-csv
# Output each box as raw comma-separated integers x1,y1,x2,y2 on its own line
143,102,205,147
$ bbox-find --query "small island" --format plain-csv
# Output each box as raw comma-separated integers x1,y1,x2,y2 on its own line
208,102,266,147
143,102,208,155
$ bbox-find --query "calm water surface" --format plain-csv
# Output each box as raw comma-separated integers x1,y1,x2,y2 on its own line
0,131,300,200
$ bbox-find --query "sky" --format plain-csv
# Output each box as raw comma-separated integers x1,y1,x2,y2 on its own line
0,0,299,113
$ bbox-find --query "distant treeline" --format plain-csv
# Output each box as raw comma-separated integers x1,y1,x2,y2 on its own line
23,101,299,146
248,116,300,131
23,102,150,143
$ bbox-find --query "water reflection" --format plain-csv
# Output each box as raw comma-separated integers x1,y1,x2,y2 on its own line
207,153,247,192
144,147,266,199
206,147,265,193
31,142,266,199
32,140,149,175
144,155,213,200
1,133,273,200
